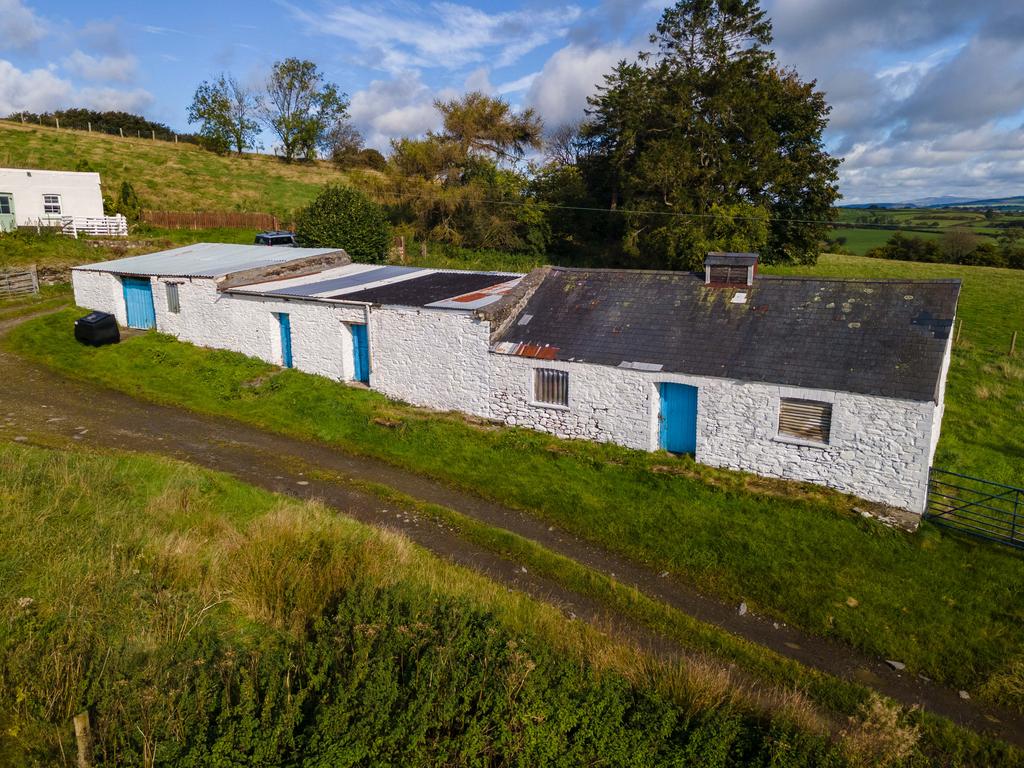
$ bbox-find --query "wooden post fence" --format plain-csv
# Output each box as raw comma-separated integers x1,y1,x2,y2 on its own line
1012,331,1018,357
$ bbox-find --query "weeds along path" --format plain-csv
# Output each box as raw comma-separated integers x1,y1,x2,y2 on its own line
1,311,1022,746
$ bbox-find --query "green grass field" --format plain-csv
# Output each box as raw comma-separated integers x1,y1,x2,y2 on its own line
829,227,943,255
0,121,352,215
5,440,881,766
7,253,1024,714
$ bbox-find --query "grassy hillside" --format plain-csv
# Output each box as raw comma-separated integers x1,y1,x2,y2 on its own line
0,121,348,215
0,440,868,766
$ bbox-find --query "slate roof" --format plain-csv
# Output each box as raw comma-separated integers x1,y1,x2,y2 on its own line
491,267,961,402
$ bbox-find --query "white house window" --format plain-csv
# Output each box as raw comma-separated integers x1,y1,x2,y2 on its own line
778,398,832,444
42,194,62,215
166,283,180,313
533,368,568,407
0,194,12,215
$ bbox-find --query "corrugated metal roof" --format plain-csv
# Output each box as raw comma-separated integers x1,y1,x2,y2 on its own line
228,263,522,310
74,243,345,278
252,265,428,298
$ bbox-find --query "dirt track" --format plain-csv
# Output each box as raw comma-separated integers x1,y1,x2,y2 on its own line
2,310,1021,744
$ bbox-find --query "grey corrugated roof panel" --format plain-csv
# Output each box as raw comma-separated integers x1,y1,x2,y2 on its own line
492,268,961,403
73,243,346,279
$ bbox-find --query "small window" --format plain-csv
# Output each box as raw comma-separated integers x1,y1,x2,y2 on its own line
778,398,832,444
42,194,61,215
533,368,568,407
0,195,11,215
166,283,180,313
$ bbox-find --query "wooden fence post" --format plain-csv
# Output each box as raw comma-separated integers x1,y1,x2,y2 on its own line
955,318,962,344
55,117,60,129
151,130,156,140
73,711,92,768
87,122,91,132
119,127,123,138
420,241,427,260
1012,331,1018,357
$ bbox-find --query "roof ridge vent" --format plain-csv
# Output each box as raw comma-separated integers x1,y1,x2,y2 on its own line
705,252,757,287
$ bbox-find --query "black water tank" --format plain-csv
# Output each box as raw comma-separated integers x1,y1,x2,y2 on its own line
74,311,120,347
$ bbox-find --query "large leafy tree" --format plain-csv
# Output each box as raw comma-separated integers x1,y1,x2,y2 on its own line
261,59,348,162
582,0,840,268
373,93,548,254
187,74,259,155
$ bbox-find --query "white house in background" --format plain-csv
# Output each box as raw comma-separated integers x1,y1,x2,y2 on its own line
71,244,960,514
0,168,105,232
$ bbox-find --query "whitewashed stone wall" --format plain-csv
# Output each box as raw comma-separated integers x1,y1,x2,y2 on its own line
489,355,937,513
73,270,368,381
71,268,942,512
72,270,126,325
369,307,493,417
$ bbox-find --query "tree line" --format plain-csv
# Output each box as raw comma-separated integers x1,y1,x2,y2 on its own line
865,229,1024,269
4,108,202,143
190,1,839,271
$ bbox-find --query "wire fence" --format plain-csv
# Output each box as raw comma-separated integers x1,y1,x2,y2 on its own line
3,115,198,146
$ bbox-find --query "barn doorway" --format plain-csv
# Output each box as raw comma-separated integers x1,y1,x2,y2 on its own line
276,313,293,368
122,277,155,329
658,382,698,454
350,323,369,383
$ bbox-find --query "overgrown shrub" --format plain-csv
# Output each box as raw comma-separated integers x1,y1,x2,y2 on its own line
294,184,392,263
102,180,142,222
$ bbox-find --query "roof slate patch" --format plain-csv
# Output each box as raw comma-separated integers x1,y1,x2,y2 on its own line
492,268,960,402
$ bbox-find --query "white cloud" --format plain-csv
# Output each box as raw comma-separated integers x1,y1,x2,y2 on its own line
0,59,70,114
496,71,539,95
0,59,152,116
525,43,630,125
0,0,47,52
286,0,582,72
348,71,451,149
63,50,138,83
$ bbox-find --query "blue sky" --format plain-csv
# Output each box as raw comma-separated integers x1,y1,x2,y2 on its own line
2,0,1022,203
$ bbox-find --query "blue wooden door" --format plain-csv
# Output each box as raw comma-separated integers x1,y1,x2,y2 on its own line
659,383,698,454
277,313,293,368
122,277,155,329
351,324,369,383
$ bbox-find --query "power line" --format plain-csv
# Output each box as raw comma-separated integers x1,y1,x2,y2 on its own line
362,183,937,231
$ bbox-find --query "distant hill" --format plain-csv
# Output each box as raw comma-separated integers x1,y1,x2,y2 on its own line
843,195,1024,210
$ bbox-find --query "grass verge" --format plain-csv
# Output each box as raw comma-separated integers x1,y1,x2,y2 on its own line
1,440,896,766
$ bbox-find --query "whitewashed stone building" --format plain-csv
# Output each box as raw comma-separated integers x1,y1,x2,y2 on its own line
72,244,959,513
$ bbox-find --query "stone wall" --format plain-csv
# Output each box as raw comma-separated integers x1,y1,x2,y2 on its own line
489,354,937,512
370,306,493,417
71,268,943,512
72,270,125,325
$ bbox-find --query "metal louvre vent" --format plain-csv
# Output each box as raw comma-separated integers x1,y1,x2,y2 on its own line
166,283,180,313
708,265,749,285
778,398,832,443
534,368,569,406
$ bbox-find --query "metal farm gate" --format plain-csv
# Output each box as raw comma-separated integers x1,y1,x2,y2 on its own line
926,468,1024,550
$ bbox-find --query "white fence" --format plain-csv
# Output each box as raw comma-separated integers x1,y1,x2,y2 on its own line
60,215,128,239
